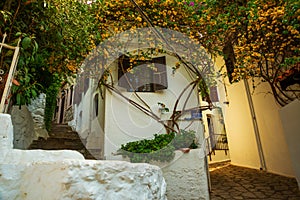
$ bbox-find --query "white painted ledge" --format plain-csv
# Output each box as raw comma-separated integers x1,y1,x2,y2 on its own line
1,160,167,200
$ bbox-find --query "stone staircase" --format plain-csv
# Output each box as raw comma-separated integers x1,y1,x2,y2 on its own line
28,123,96,159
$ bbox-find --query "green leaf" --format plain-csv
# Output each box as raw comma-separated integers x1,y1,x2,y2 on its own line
31,89,37,98
16,93,21,105
22,37,31,49
5,50,14,57
15,32,22,37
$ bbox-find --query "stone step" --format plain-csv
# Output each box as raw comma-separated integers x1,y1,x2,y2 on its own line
48,131,81,140
29,139,85,150
28,123,99,160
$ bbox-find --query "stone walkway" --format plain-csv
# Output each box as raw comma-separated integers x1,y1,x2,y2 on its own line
209,162,300,200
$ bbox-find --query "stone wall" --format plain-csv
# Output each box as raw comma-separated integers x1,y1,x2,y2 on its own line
10,94,49,149
64,106,74,122
0,114,167,200
11,106,36,149
27,93,49,139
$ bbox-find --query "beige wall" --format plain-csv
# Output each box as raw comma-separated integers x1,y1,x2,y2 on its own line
222,81,261,169
214,56,294,177
250,81,294,176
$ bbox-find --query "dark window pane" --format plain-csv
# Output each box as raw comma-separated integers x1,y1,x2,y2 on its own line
118,55,132,90
94,93,99,117
153,56,167,91
118,55,167,92
210,86,219,102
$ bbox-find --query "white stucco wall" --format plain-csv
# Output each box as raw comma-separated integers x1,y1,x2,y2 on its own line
74,81,104,159
74,54,202,160
161,149,209,200
121,148,209,200
0,114,13,150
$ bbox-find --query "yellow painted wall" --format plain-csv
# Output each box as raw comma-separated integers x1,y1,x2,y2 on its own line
250,81,294,176
214,56,295,177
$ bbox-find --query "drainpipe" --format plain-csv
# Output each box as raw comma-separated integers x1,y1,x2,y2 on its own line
243,79,267,171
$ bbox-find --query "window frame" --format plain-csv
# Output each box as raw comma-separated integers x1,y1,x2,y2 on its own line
118,55,168,92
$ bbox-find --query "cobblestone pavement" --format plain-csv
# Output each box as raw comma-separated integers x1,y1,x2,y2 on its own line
209,162,300,200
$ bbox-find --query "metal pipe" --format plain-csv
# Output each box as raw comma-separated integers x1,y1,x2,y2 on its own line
243,79,267,170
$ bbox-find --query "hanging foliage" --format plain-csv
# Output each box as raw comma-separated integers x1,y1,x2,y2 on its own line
1,0,299,113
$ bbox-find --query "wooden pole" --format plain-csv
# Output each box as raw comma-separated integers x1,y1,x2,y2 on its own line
0,37,20,113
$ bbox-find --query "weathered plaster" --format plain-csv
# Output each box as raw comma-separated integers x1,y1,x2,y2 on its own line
0,114,167,200
20,160,166,200
162,149,209,200
121,148,210,200
11,106,36,149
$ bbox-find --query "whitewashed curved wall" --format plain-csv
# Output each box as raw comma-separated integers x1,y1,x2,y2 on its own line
104,55,201,159
74,54,203,160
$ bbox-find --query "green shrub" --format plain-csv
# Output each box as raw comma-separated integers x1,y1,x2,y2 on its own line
117,130,198,163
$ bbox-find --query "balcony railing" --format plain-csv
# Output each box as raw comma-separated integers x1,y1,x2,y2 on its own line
206,134,229,161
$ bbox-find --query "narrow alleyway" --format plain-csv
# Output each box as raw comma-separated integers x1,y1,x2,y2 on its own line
209,162,300,200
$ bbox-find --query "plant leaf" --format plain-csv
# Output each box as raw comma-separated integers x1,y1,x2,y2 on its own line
22,37,31,49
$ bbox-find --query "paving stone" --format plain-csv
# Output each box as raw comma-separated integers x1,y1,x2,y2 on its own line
288,197,300,200
235,186,248,192
209,162,300,200
252,192,266,198
233,196,244,199
242,192,257,198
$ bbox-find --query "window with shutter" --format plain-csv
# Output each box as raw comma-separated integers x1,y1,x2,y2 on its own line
94,93,99,118
153,56,168,91
118,55,167,92
210,86,219,102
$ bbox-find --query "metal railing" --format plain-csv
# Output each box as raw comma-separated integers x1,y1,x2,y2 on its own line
206,134,229,161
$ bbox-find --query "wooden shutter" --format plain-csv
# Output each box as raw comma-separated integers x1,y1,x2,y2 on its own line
84,76,89,94
74,74,84,105
118,55,132,90
153,56,168,91
210,86,219,102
